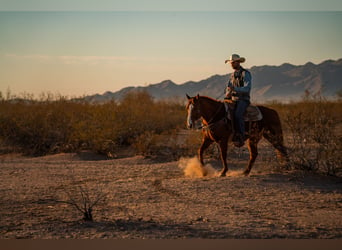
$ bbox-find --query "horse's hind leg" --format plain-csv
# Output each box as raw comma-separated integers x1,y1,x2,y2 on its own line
263,131,289,167
244,136,261,176
218,139,228,177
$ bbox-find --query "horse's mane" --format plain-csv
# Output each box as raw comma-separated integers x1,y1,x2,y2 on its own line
199,95,223,104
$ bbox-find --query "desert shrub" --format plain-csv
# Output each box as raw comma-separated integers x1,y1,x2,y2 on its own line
0,98,75,155
57,182,107,222
2,89,340,176
281,99,342,176
0,91,185,156
132,129,202,160
115,91,183,145
68,101,120,156
132,130,180,159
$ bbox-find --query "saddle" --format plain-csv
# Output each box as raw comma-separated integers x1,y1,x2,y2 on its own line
224,101,263,121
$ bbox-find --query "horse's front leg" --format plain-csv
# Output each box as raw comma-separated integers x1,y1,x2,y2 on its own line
218,139,228,177
198,136,213,176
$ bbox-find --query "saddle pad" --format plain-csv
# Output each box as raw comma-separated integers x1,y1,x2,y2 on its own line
245,105,263,121
226,103,263,121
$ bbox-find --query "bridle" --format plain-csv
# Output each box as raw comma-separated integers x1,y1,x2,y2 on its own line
204,102,225,126
188,98,225,129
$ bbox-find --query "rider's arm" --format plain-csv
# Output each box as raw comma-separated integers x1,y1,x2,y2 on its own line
225,78,233,97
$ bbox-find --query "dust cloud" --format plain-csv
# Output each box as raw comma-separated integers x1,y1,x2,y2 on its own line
178,157,244,178
178,157,218,178
226,170,243,177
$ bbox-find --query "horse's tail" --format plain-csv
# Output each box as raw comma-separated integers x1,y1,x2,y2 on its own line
258,106,289,164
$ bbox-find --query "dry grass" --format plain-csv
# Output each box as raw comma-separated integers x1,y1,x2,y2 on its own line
1,91,341,176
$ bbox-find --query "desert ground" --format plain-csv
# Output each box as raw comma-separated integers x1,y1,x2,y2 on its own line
0,146,341,239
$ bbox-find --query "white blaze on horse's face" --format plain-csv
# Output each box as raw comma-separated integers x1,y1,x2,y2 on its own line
187,103,194,129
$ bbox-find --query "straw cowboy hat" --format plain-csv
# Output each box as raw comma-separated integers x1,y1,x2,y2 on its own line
225,54,246,64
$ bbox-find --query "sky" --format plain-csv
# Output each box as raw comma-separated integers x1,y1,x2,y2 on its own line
0,1,342,97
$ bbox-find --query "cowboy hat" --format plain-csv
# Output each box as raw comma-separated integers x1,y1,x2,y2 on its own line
225,54,246,64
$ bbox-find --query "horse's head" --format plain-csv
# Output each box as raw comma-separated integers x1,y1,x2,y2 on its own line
186,94,201,129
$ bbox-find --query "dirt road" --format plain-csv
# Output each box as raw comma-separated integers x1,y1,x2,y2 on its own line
0,152,341,239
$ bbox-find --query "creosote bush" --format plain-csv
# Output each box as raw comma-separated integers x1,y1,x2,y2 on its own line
0,91,185,156
266,97,342,176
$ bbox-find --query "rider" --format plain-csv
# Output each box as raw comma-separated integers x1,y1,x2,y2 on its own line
224,54,252,147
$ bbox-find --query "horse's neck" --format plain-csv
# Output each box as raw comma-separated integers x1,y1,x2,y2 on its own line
200,98,223,123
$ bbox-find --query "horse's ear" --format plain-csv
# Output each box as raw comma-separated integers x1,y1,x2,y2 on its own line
196,94,200,99
186,94,191,99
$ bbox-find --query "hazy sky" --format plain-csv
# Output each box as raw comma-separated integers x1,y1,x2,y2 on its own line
1,0,342,11
0,1,342,97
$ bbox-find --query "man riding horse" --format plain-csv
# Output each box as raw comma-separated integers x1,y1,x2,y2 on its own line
186,54,289,176
224,54,251,148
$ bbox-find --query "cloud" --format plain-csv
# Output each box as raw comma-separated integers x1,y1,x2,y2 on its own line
5,54,51,61
4,54,138,65
57,55,138,65
4,53,202,66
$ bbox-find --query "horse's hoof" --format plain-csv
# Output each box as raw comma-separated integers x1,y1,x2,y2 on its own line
219,172,227,177
243,170,250,176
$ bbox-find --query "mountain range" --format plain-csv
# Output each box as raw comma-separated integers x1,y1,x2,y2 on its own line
84,58,342,103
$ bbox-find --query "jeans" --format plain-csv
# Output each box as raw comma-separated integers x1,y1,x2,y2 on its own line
234,100,250,135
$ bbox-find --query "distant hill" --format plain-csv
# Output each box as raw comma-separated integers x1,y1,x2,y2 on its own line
84,59,342,103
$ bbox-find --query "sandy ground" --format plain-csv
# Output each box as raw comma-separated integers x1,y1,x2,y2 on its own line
0,150,341,239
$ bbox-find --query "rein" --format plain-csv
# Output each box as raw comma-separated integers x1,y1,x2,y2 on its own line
199,100,225,129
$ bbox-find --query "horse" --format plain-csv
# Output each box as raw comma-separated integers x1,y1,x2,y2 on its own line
186,94,289,176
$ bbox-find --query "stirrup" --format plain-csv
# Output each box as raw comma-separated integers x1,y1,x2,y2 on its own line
233,134,244,148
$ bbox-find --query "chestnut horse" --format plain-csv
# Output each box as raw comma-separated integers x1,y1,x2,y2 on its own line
186,94,289,176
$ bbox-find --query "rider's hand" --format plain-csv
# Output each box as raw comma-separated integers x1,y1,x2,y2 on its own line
227,86,234,92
